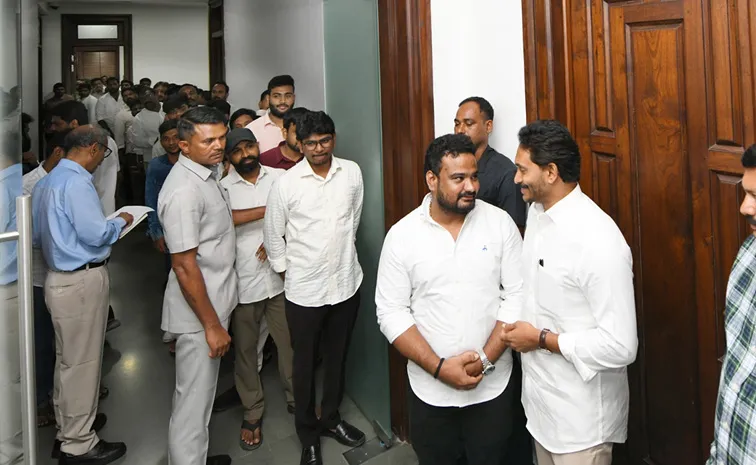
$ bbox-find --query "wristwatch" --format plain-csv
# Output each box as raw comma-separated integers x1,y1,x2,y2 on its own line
478,350,495,376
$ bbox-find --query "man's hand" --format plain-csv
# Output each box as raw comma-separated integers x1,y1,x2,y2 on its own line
118,212,134,227
501,321,540,353
465,356,484,377
153,237,167,253
256,243,267,262
438,351,484,390
278,271,285,281
205,323,231,358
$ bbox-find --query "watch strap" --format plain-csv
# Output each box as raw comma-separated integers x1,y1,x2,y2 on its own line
539,328,551,350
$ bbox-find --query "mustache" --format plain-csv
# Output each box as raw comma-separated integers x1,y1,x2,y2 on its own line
458,191,476,200
747,215,756,226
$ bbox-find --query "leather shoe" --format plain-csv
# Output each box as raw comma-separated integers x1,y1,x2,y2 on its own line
322,420,366,448
52,414,108,458
206,455,231,465
58,440,126,464
212,387,241,413
300,444,322,465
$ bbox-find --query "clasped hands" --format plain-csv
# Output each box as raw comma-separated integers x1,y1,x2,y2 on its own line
500,320,541,353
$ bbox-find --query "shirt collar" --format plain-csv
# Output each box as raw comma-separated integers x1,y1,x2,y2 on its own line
533,184,583,224
227,165,269,185
418,193,478,226
59,158,93,180
178,154,214,181
297,155,342,180
0,163,22,182
262,112,276,128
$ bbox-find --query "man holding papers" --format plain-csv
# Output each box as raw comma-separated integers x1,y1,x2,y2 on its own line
31,126,133,465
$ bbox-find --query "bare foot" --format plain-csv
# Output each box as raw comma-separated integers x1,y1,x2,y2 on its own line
241,423,261,447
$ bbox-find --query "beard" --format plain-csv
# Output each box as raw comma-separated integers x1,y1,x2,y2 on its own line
747,215,756,226
269,104,290,119
286,140,301,153
436,189,476,215
233,156,260,174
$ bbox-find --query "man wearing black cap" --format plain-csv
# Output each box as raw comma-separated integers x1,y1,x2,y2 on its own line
219,128,294,451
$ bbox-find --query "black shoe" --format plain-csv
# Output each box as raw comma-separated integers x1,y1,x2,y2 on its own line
105,318,121,333
322,420,366,448
207,455,232,465
52,414,108,458
287,404,295,415
58,440,126,464
300,444,322,465
212,387,241,413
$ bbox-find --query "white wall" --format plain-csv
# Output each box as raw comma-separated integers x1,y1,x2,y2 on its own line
22,0,39,156
42,2,209,93
430,0,527,160
224,0,325,112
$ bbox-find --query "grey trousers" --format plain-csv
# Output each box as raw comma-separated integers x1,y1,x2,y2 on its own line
0,283,22,465
46,267,110,456
168,323,227,465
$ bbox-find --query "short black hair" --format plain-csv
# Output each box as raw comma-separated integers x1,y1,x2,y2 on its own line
106,77,119,85
517,120,581,183
177,106,226,141
424,134,476,176
229,108,258,128
159,119,179,136
296,111,334,141
122,87,137,98
162,96,188,115
139,77,151,84
121,79,133,86
743,144,756,168
283,107,309,130
208,99,231,116
51,101,89,125
46,129,71,158
64,126,108,155
180,83,198,92
260,89,270,101
153,81,169,90
459,96,494,121
53,82,65,90
77,82,92,91
268,75,295,92
213,81,230,93
90,78,102,85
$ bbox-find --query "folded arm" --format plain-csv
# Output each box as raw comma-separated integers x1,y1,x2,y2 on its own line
263,181,288,273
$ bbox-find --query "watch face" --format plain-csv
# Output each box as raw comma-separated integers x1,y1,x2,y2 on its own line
483,364,496,375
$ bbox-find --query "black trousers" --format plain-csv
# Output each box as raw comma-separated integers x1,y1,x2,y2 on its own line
285,290,360,447
503,353,534,465
410,380,515,465
33,286,55,407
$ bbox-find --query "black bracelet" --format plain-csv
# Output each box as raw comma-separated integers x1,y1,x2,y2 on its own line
433,358,445,379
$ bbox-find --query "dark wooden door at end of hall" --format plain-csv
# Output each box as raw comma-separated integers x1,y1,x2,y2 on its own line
523,0,753,463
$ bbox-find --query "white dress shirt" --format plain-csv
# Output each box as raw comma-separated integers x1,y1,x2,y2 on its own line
113,109,134,151
158,155,238,334
152,140,167,160
264,156,364,307
81,94,98,126
376,195,524,408
95,93,124,133
520,184,637,454
221,166,285,304
91,137,120,216
22,165,48,287
131,109,163,160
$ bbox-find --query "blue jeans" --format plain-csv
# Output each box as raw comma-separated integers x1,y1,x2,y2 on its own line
33,286,55,407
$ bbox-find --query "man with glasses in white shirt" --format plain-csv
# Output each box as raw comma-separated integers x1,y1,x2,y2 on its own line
376,134,524,465
264,110,365,465
502,120,638,465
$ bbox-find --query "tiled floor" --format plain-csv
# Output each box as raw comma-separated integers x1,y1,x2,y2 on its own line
35,228,418,465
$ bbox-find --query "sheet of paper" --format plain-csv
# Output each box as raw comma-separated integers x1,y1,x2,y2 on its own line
107,205,154,239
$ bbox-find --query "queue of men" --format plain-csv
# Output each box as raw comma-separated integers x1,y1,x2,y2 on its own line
23,70,755,465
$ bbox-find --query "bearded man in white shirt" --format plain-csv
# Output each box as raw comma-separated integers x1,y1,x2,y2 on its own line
376,134,524,465
501,120,638,465
264,110,365,465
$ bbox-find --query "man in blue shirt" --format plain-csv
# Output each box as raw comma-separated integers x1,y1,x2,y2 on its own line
145,119,179,267
32,126,132,465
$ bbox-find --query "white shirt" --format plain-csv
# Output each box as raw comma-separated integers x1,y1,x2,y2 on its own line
131,109,163,160
95,93,124,133
264,156,364,307
152,140,167,160
520,184,637,454
221,166,285,304
91,137,120,216
376,195,524,407
81,94,98,126
113,109,134,151
22,165,48,287
158,155,237,334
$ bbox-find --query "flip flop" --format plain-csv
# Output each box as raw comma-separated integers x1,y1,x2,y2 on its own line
240,418,263,451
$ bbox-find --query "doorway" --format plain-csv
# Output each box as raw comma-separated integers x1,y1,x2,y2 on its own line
60,15,132,92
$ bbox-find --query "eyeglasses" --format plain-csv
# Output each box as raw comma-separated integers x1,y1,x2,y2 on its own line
302,136,334,150
97,142,113,159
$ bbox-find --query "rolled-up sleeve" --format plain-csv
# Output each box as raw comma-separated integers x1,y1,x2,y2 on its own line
497,214,524,322
375,228,416,343
558,241,638,382
263,179,288,273
158,185,200,253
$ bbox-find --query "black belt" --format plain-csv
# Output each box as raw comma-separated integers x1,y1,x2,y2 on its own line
72,259,109,272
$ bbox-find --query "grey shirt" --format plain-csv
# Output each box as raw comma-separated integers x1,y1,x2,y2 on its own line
158,155,238,334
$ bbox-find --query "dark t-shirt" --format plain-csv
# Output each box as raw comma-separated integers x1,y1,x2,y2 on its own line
477,145,527,227
259,142,301,170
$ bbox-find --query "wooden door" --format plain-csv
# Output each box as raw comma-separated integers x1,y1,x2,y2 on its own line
74,46,118,82
523,0,753,463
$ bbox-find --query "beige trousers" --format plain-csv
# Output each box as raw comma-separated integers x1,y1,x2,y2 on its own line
0,283,22,465
536,441,613,465
46,267,110,456
234,293,294,421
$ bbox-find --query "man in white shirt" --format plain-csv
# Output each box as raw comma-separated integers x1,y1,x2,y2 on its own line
77,82,98,127
96,77,127,136
376,134,524,465
502,120,638,465
264,111,365,465
112,89,140,156
158,106,235,465
220,128,294,451
130,89,163,163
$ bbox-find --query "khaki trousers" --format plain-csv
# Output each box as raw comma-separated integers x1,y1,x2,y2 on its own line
46,267,109,456
0,283,22,465
535,441,613,465
234,293,294,421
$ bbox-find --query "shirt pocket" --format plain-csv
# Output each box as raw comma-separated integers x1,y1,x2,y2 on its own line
536,265,563,317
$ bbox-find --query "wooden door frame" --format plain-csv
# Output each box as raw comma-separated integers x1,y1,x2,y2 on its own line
61,14,133,92
209,0,225,85
378,0,435,441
